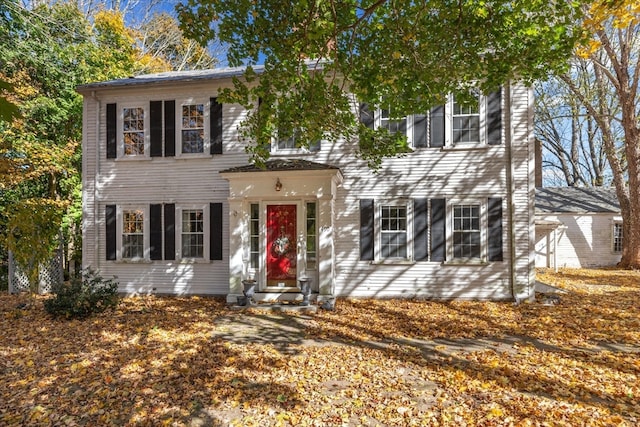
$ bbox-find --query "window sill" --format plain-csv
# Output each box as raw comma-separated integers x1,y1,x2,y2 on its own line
113,259,153,264
174,153,213,160
442,259,489,266
370,259,416,266
114,156,152,162
270,151,318,157
178,258,211,264
440,144,491,152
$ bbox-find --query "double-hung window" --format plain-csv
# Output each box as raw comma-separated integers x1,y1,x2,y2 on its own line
272,129,321,154
122,106,147,156
446,92,486,147
122,209,145,259
181,103,205,154
380,204,408,259
380,107,407,136
452,96,480,144
613,222,623,253
452,204,481,260
181,208,205,258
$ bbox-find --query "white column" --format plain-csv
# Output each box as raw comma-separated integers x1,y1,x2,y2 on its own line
317,195,334,300
227,198,245,302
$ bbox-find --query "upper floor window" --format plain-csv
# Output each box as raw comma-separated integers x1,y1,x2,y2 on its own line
181,104,205,154
380,107,407,135
272,129,321,154
452,95,480,144
359,89,500,149
613,222,623,253
123,107,145,155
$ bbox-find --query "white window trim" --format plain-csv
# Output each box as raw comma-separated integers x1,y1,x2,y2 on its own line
118,103,150,159
612,219,623,254
175,98,210,159
373,199,413,263
116,205,150,262
370,108,415,146
445,93,487,148
271,131,321,156
446,199,487,264
176,204,210,262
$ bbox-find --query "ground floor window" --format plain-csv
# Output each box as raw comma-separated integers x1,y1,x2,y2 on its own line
360,197,502,263
181,209,204,258
452,204,481,260
122,209,144,259
613,222,623,253
380,204,408,259
106,202,223,262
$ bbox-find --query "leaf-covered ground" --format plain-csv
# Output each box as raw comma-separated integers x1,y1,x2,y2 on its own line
1,268,639,426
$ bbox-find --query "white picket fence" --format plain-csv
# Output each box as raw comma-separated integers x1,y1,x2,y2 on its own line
8,249,63,294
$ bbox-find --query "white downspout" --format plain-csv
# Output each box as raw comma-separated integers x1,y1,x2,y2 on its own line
90,90,100,270
553,228,558,273
505,82,518,302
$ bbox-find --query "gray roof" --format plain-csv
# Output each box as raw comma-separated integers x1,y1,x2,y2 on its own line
535,187,620,213
77,65,264,92
220,159,340,174
77,60,330,92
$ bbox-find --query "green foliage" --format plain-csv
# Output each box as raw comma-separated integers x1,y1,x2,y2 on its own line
44,269,119,319
177,0,588,167
0,79,21,122
2,198,66,292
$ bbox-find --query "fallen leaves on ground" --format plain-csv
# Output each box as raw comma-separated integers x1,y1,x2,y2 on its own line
0,268,639,426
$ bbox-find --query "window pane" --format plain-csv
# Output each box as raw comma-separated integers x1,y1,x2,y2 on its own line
181,104,204,153
123,107,144,155
181,209,204,258
250,203,260,268
613,223,623,253
380,106,407,135
453,204,481,259
380,204,407,259
452,95,480,144
122,209,144,259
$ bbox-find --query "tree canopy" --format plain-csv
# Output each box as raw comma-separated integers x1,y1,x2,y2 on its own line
0,1,224,289
177,0,588,166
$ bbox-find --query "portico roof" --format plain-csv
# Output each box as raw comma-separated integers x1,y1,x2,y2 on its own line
220,159,341,174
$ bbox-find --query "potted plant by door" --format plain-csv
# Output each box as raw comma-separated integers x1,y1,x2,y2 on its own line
299,275,311,306
240,278,257,306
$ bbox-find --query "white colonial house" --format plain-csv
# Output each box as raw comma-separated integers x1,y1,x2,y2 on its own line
535,186,622,269
77,66,536,303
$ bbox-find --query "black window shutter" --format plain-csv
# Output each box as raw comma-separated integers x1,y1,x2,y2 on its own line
413,114,428,148
359,199,375,261
487,89,502,145
429,105,445,148
414,198,429,261
106,103,117,159
150,101,163,157
488,197,503,261
164,203,175,260
150,204,162,260
210,98,223,155
359,103,374,129
430,198,446,262
210,202,223,260
164,100,175,157
105,204,117,260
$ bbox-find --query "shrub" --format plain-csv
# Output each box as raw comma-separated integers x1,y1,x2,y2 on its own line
44,269,119,319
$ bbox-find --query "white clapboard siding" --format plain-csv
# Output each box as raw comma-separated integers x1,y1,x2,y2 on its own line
81,73,535,300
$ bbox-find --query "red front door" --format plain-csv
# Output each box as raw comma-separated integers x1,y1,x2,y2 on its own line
266,204,297,287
